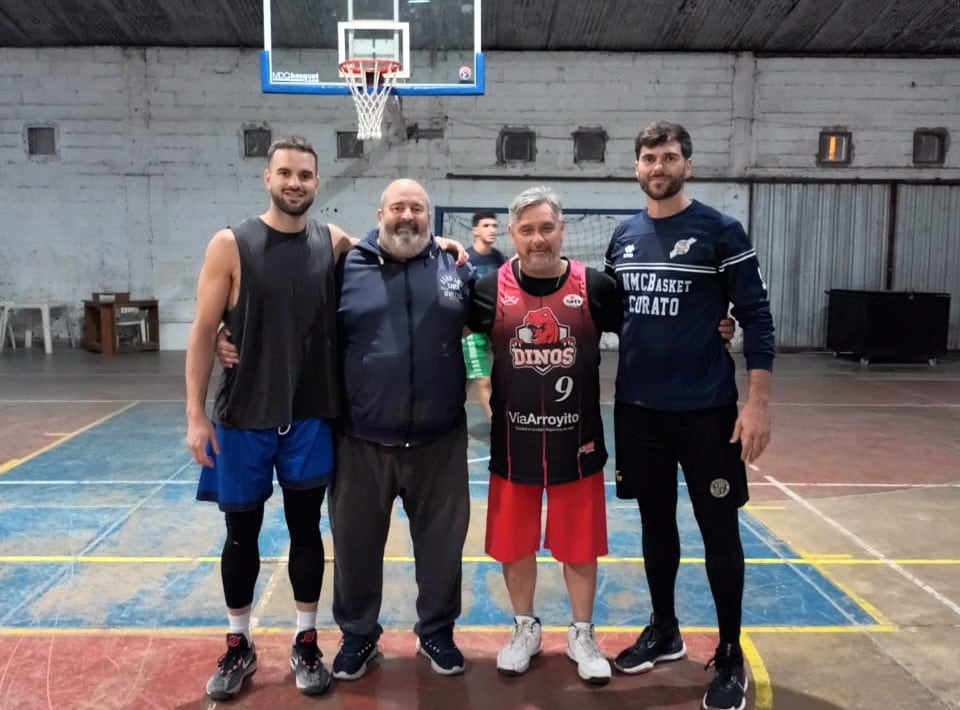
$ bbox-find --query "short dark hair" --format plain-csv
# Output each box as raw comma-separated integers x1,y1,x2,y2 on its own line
634,121,693,160
267,135,318,171
472,211,498,227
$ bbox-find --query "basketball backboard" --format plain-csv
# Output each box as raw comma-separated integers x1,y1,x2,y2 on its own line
261,0,484,96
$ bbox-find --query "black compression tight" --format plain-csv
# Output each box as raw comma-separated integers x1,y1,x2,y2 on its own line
220,485,327,610
282,485,326,604
222,506,264,610
638,498,745,648
693,502,744,649
637,495,681,628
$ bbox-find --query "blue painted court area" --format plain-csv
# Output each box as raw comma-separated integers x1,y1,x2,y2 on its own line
0,402,876,631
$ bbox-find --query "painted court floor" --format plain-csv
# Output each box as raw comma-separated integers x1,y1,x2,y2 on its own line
0,349,958,709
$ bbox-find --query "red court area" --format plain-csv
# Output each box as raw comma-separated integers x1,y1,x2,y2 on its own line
0,630,726,710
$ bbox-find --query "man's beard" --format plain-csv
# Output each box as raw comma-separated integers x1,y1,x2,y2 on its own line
379,221,430,260
271,190,314,217
639,174,685,201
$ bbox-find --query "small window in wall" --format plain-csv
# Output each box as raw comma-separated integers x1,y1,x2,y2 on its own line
573,128,607,164
817,130,852,166
497,128,536,164
243,127,272,157
913,128,948,165
27,126,56,156
337,131,364,159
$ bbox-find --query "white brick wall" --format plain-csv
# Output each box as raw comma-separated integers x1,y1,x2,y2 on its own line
1,47,958,347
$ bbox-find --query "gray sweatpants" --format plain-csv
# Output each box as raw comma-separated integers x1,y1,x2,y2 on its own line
329,420,470,638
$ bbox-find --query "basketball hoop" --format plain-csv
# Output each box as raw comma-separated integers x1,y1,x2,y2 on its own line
339,58,401,141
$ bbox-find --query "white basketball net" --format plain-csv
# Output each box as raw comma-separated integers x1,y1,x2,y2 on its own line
340,59,401,140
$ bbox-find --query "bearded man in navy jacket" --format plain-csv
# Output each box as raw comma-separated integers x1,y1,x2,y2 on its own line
329,178,477,681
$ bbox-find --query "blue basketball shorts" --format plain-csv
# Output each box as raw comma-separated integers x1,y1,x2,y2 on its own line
196,418,334,512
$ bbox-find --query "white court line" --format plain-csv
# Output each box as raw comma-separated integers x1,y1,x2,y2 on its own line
769,403,960,408
3,478,959,489
751,482,960,488
250,559,287,634
0,399,187,404
765,475,960,619
0,459,196,626
0,480,197,485
1,398,957,408
737,513,870,626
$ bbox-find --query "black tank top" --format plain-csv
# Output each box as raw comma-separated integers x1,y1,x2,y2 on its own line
213,217,340,428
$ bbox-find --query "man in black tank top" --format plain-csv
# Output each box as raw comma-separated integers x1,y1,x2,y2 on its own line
206,177,472,688
185,136,356,700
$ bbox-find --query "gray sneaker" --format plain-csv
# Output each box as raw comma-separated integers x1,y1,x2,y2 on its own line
290,629,332,696
206,632,257,700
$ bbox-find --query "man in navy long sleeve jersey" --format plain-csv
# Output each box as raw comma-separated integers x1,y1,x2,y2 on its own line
604,121,774,710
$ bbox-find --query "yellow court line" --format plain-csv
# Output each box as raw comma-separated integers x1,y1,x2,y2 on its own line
742,631,773,710
797,548,895,628
1,554,957,566
507,623,889,634
0,402,139,475
744,505,785,511
0,624,896,637
594,556,960,565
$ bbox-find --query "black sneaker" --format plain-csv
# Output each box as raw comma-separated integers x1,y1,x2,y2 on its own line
416,626,465,675
702,644,748,710
613,616,686,674
206,632,257,700
332,632,381,680
290,629,333,696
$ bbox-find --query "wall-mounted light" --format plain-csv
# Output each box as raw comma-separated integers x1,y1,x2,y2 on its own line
817,130,852,166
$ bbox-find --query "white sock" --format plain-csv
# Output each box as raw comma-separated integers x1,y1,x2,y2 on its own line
515,613,537,623
228,611,251,642
571,620,592,631
296,609,317,633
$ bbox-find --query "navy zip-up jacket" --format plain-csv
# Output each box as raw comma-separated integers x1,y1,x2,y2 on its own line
338,230,476,446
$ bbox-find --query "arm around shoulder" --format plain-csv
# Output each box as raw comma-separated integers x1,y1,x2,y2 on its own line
328,223,358,261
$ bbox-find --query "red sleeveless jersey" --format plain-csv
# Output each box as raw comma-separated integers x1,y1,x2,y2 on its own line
489,259,607,485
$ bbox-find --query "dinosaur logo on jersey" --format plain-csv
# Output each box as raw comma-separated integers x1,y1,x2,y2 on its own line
510,307,577,375
669,237,697,259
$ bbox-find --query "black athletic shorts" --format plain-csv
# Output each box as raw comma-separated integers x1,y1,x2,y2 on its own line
613,401,748,509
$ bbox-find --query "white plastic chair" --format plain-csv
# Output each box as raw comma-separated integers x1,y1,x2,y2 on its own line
0,302,76,354
0,301,15,350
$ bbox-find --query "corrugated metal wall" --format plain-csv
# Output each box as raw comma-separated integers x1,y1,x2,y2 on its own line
892,185,960,349
751,184,889,349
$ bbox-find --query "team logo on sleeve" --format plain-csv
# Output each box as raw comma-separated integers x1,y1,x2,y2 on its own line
510,307,577,375
669,237,697,259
